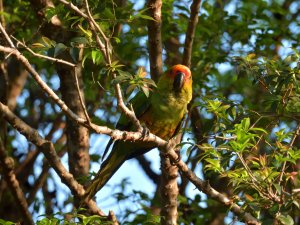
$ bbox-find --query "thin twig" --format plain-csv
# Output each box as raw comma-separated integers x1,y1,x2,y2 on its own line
73,67,91,124
12,36,76,67
84,0,111,63
0,0,5,27
82,0,142,130
278,124,300,184
0,22,15,48
0,45,87,124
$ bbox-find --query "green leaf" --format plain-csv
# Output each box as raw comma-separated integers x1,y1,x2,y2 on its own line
91,50,103,64
126,84,137,96
70,37,89,45
293,200,300,208
142,78,157,88
31,42,47,48
0,219,15,225
137,14,156,21
54,43,67,57
69,47,80,63
41,36,55,47
141,85,150,97
277,214,294,225
78,24,92,38
241,117,250,130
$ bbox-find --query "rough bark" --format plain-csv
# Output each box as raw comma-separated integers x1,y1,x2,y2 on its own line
56,54,90,191
160,152,179,225
147,0,163,83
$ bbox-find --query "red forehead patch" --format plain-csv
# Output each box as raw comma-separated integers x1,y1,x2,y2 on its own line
170,64,191,78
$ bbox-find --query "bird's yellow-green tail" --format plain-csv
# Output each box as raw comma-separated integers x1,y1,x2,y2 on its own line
84,142,127,200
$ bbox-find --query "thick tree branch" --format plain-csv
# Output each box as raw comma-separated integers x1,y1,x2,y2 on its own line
182,0,202,67
0,138,34,225
147,0,163,82
160,153,179,225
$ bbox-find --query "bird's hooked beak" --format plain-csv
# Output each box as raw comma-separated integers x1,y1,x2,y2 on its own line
173,71,185,92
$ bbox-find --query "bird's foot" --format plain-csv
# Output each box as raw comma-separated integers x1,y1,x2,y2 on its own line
168,154,181,166
140,125,150,139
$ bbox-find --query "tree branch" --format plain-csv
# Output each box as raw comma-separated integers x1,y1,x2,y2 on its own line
147,0,163,82
182,0,202,67
0,22,15,48
0,137,34,225
0,6,260,223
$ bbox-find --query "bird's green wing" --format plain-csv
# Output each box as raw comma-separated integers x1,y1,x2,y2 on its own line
102,91,152,160
116,91,152,130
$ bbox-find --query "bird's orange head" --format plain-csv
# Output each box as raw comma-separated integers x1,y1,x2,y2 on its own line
166,64,192,92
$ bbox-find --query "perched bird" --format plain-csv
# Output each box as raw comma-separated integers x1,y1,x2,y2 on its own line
85,64,192,199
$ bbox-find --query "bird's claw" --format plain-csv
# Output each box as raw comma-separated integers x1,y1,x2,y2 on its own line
140,125,150,139
170,154,181,166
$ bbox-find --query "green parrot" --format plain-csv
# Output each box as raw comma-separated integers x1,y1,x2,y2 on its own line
85,64,192,200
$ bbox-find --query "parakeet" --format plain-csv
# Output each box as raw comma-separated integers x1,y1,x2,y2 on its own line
85,64,192,199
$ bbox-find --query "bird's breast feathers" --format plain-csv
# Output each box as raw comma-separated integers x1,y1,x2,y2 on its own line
139,91,188,140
